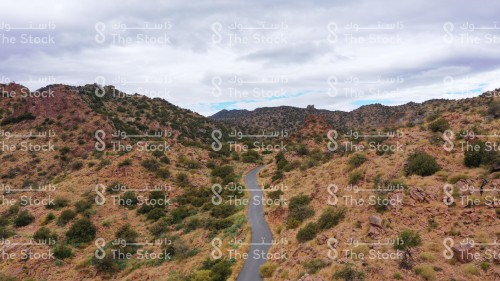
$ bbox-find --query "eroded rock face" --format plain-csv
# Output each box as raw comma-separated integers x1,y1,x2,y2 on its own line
410,187,436,203
452,243,475,263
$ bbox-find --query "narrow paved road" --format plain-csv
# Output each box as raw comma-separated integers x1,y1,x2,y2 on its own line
237,165,273,281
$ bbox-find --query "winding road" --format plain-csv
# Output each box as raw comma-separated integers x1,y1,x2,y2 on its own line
237,165,273,281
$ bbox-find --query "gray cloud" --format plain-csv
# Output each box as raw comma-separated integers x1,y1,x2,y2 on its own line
1,0,500,116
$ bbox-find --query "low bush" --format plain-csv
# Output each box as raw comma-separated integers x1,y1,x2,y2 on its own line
348,170,364,185
14,210,35,227
53,244,73,259
428,118,450,133
33,227,57,243
259,262,278,278
117,159,131,167
304,259,328,274
296,222,319,242
414,264,436,281
333,264,365,280
348,153,367,169
394,229,422,251
66,218,97,244
0,226,14,239
146,208,166,221
317,207,346,230
287,195,314,228
141,159,159,172
46,196,69,210
57,209,77,226
210,204,237,218
405,152,440,176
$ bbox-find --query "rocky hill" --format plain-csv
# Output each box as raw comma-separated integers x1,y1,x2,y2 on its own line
0,82,499,281
0,83,250,281
210,94,495,133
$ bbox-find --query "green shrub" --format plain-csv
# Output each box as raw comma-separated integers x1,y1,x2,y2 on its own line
42,212,56,225
0,226,14,239
211,166,234,179
170,206,191,223
7,205,19,216
120,191,138,208
46,196,69,210
71,160,83,170
405,152,440,176
184,217,202,233
75,199,93,213
414,264,436,280
115,224,139,254
394,229,422,251
210,204,237,218
66,218,97,244
57,209,77,226
146,208,166,221
333,264,365,280
272,170,284,182
259,262,278,278
304,259,328,274
150,218,171,237
155,168,171,179
54,244,73,260
160,156,170,164
428,118,450,132
14,210,35,227
141,159,159,172
0,112,35,125
287,195,314,228
296,222,319,242
268,189,284,201
348,153,367,169
488,100,500,117
348,170,363,185
317,207,346,230
117,159,131,167
93,249,119,273
462,264,479,276
420,252,435,262
33,227,57,243
297,145,310,156
209,262,232,281
151,150,164,158
480,261,490,271
207,218,233,231
241,150,260,163
176,172,189,187
463,141,495,168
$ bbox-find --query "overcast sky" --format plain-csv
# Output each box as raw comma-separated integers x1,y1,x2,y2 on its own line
1,0,499,116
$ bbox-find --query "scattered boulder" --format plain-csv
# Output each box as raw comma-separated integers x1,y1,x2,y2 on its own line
368,215,384,239
452,243,475,263
368,215,383,228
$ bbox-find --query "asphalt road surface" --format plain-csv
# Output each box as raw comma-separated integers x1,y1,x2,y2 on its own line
237,165,273,281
